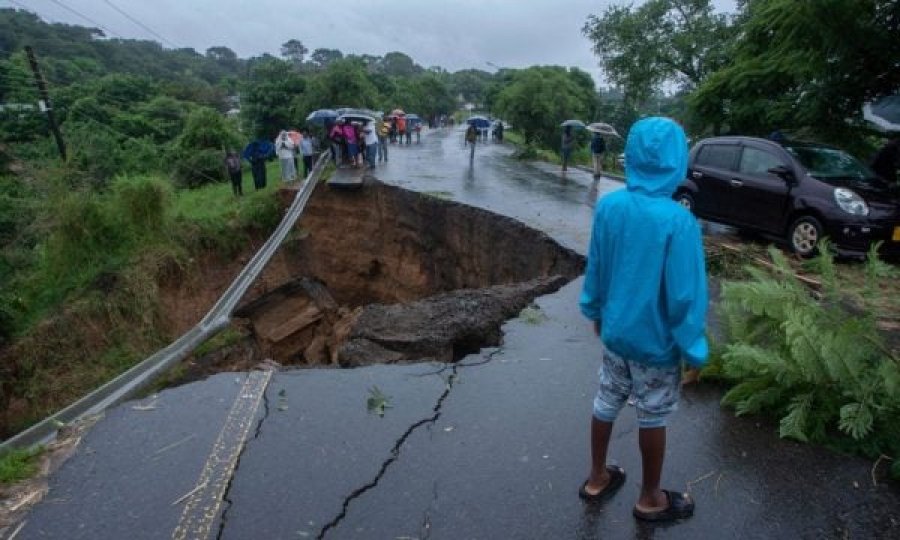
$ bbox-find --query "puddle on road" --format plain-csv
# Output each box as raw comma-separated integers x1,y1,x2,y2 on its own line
170,179,584,383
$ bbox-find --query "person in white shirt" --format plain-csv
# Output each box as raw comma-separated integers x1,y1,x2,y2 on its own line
274,130,296,182
363,121,379,169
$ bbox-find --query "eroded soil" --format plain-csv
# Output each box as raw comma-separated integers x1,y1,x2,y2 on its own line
177,178,584,378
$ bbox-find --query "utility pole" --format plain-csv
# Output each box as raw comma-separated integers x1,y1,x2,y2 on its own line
25,46,66,160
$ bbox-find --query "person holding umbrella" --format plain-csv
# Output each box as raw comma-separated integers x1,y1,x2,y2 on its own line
561,125,575,172
242,138,274,190
465,122,479,162
590,130,607,179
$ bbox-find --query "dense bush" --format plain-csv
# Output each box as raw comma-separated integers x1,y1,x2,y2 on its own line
717,243,900,477
172,107,241,188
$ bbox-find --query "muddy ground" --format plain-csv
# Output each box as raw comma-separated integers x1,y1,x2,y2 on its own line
156,178,585,384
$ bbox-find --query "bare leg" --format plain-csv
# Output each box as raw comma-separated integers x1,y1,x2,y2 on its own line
584,416,613,495
636,427,669,510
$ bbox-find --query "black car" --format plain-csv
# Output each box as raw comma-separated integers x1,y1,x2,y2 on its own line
674,136,900,258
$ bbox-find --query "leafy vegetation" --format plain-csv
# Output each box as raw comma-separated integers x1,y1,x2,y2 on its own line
583,0,736,105
714,243,900,477
0,446,42,484
494,66,597,147
690,0,899,150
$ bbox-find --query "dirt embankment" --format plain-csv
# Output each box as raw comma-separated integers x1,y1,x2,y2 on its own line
0,179,583,437
196,178,585,372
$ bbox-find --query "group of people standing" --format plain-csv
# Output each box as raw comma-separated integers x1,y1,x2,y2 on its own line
274,129,316,184
225,129,317,196
327,115,422,170
561,126,608,178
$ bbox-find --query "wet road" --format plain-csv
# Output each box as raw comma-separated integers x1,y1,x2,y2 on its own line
14,128,900,539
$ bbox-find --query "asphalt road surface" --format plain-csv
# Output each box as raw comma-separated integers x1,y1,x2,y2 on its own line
14,128,899,540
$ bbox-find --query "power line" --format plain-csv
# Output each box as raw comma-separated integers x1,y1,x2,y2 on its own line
44,0,122,38
101,0,178,49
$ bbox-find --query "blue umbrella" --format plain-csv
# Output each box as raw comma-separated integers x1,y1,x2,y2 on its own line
560,119,586,129
406,113,423,125
306,109,339,125
467,116,490,128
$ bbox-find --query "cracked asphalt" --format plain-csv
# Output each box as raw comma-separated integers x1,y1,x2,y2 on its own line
14,128,900,539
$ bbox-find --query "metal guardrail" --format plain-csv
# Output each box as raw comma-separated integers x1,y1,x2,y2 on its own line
0,153,331,451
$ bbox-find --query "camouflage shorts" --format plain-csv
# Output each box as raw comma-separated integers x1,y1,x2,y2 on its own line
593,346,681,428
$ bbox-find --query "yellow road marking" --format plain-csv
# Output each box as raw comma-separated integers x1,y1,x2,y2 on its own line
172,369,273,540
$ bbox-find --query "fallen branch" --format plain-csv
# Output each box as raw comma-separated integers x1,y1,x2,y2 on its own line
718,242,822,289
871,454,893,487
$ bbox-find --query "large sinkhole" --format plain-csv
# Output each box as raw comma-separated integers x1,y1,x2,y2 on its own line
195,179,584,373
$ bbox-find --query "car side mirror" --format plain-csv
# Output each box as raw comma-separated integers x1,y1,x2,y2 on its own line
767,165,794,181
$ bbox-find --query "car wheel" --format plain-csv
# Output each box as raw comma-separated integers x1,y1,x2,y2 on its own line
787,216,823,257
675,191,695,213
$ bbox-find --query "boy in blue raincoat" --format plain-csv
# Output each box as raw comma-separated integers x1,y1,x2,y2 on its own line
578,117,707,522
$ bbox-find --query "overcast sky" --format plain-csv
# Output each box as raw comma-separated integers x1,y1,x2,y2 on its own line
17,0,737,85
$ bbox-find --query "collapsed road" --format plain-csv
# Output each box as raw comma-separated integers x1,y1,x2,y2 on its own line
6,128,899,540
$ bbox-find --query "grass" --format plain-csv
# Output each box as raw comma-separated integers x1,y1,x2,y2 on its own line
193,327,247,357
0,447,42,484
1,165,285,438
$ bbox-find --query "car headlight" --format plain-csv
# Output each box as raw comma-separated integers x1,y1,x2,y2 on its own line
834,188,869,216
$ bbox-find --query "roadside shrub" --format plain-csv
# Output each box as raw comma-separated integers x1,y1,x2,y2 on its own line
112,175,171,235
718,243,900,477
172,107,241,189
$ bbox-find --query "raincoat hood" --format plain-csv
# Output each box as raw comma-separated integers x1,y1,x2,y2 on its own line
624,117,688,198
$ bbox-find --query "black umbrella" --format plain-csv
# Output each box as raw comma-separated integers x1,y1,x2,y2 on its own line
306,109,339,125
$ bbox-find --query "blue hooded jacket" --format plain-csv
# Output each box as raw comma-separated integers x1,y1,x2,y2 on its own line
579,117,708,367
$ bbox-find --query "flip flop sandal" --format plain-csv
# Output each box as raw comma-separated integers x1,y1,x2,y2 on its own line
578,465,626,504
632,489,695,522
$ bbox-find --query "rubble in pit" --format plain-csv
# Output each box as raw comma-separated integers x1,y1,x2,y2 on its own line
233,275,569,367
200,179,586,370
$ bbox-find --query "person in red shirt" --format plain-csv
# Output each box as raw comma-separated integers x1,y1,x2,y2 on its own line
397,115,407,145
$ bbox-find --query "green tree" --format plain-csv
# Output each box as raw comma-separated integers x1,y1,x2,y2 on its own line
448,69,494,105
301,59,379,112
377,52,420,77
172,107,240,188
240,58,306,138
310,48,343,69
494,66,596,146
280,39,308,65
583,0,736,105
691,0,900,148
414,74,456,124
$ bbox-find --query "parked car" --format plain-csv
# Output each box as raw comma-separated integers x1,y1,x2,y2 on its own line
674,136,900,257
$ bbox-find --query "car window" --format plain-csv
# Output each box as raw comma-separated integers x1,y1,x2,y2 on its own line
785,145,878,183
695,144,739,170
738,147,785,176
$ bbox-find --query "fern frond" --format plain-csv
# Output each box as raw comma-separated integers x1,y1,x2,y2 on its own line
839,403,874,440
779,392,814,442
